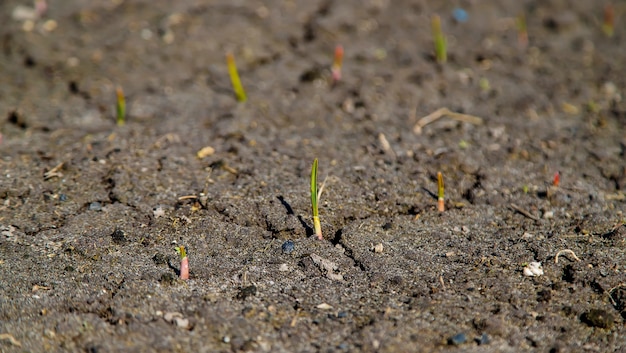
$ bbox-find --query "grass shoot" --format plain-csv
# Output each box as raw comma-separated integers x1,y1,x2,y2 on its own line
331,44,344,83
516,13,528,48
226,52,247,102
437,172,445,212
552,171,560,187
602,4,614,37
115,86,126,126
311,158,323,240
431,15,447,64
175,245,189,280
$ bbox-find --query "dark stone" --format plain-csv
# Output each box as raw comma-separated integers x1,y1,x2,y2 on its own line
581,309,614,329
448,333,466,345
152,253,167,265
537,289,552,303
111,229,128,245
236,285,257,300
281,240,295,254
159,273,175,285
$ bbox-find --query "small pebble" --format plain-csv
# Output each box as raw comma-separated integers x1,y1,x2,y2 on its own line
281,240,295,254
523,262,544,277
448,333,467,345
373,243,384,253
543,210,554,219
153,206,165,218
12,5,37,21
316,303,333,310
175,317,189,328
111,229,128,245
89,202,102,211
59,194,68,202
452,8,468,22
163,312,189,328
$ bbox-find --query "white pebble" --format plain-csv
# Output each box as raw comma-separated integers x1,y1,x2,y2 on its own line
316,303,333,310
523,262,544,277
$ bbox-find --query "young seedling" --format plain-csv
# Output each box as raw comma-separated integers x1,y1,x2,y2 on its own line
602,4,615,37
311,158,323,240
35,0,47,18
516,13,529,49
331,44,344,84
431,15,447,64
552,171,560,187
175,245,189,280
437,172,445,212
226,52,247,102
115,86,126,126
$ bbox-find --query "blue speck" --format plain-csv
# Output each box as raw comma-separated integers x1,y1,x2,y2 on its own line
452,8,468,23
449,333,466,345
89,202,102,211
477,333,490,345
281,240,295,254
59,194,67,202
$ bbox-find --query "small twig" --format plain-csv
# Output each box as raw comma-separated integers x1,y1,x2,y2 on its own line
0,333,21,347
413,108,483,135
437,172,445,212
378,133,396,158
178,195,198,201
607,283,625,307
439,275,446,291
554,249,581,264
44,162,64,180
510,203,540,221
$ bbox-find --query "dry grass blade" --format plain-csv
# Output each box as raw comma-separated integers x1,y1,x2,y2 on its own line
43,162,64,180
510,203,540,221
554,249,581,264
0,333,21,347
413,107,483,135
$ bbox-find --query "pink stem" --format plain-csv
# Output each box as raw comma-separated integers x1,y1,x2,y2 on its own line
179,257,189,280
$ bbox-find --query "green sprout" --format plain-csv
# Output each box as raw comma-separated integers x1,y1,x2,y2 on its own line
311,158,323,240
602,4,614,37
431,15,447,64
437,172,445,212
115,86,126,126
226,52,247,102
175,245,187,259
516,13,528,48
